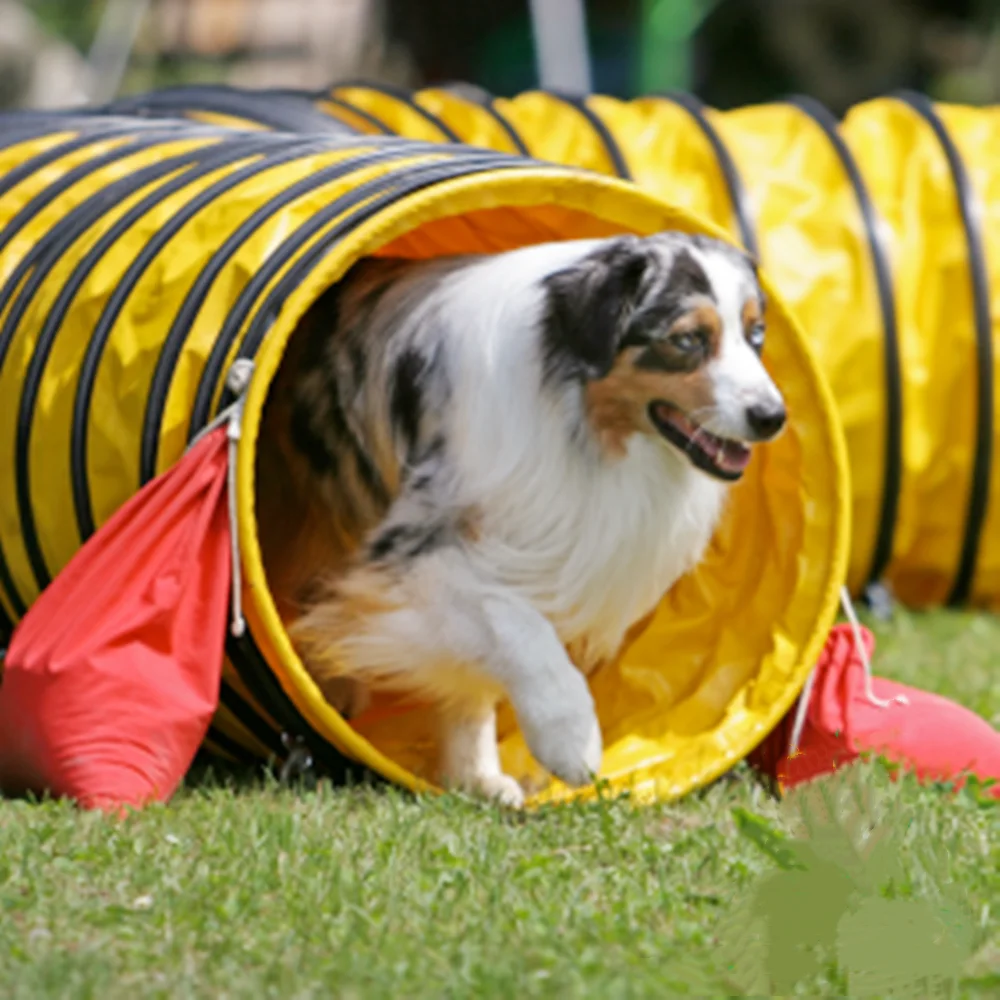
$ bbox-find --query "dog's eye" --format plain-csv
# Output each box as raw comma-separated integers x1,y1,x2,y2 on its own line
747,323,765,353
671,330,703,353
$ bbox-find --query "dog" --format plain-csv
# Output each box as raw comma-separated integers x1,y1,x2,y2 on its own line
255,231,786,807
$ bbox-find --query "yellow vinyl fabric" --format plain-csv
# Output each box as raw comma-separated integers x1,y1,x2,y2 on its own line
325,83,460,143
0,111,848,805
315,83,1000,611
840,98,1000,608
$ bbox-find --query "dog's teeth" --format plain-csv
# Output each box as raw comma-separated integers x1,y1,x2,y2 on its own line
717,439,751,472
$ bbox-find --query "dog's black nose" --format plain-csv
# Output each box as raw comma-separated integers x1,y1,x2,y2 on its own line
746,402,786,440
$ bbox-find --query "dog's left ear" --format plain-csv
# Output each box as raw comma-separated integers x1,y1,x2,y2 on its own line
542,236,654,380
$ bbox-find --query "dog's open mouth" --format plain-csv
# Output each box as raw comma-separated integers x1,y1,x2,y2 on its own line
648,402,751,481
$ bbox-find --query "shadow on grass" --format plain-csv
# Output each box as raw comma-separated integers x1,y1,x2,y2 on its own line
182,748,274,794
180,747,389,800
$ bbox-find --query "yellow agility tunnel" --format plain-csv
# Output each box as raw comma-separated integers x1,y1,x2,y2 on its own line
0,111,847,803
319,85,1000,613
107,82,1000,611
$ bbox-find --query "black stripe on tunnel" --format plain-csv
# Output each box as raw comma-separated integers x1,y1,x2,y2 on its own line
0,114,159,155
104,84,355,136
0,126,152,201
226,157,536,381
218,679,288,759
330,80,462,142
69,134,372,541
0,110,190,144
535,90,632,181
0,126,224,264
656,92,760,260
12,139,271,595
0,557,21,623
0,113,90,149
0,130,234,614
478,100,531,156
430,83,530,156
203,725,261,767
190,149,527,431
449,87,530,156
317,94,393,135
787,95,904,593
225,631,378,785
894,91,993,607
0,594,13,646
205,156,568,787
136,137,457,489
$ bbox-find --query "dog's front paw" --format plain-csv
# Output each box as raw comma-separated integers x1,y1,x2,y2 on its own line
471,773,527,809
445,772,526,808
530,713,603,787
517,680,603,788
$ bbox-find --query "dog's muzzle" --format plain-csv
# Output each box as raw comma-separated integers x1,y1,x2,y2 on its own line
648,401,752,481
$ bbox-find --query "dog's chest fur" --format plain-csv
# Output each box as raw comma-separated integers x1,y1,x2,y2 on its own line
389,246,728,668
277,241,731,672
476,446,725,668
450,338,728,669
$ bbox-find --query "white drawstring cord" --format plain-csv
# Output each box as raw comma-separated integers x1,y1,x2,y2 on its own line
192,361,317,779
839,584,908,710
787,663,817,759
787,584,908,758
186,358,255,639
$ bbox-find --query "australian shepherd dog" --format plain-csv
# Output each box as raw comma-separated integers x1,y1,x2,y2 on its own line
256,232,786,806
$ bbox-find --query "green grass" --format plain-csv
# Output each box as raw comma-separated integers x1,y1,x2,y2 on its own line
2,609,998,998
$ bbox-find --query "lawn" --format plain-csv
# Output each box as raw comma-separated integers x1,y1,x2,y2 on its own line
1,608,998,998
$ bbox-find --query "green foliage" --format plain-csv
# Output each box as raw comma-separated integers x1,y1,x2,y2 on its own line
24,0,100,52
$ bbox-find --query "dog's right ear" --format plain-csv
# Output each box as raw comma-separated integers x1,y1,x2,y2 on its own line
542,236,654,381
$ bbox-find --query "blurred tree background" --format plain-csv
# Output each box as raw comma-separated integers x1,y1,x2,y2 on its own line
6,0,1000,112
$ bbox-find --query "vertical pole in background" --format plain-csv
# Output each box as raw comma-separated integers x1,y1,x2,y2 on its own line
639,0,702,95
86,0,153,104
528,0,592,95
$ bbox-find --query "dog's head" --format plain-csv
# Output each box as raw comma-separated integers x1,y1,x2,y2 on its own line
542,232,786,480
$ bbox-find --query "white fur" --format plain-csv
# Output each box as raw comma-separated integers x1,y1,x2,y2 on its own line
695,248,785,441
303,237,782,806
422,241,731,665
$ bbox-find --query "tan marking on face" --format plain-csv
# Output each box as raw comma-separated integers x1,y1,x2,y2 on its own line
742,296,761,334
585,345,717,457
671,302,723,359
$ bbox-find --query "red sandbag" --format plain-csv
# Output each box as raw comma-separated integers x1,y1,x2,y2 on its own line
749,624,1000,798
0,427,231,812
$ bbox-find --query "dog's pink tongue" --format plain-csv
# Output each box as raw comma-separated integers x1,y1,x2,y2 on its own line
717,439,751,472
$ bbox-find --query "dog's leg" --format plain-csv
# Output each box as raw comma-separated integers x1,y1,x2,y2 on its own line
477,592,603,789
291,553,602,796
438,696,525,807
